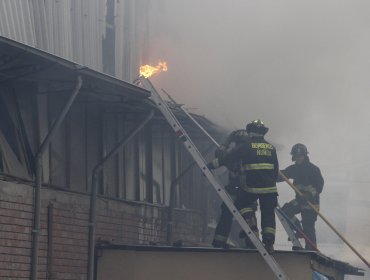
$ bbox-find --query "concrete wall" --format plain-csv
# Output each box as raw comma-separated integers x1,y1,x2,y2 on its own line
95,248,332,280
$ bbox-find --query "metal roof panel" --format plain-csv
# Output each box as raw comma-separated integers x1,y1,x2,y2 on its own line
0,36,150,100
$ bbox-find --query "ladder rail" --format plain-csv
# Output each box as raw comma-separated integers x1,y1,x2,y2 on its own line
139,77,290,280
179,105,221,148
275,206,303,249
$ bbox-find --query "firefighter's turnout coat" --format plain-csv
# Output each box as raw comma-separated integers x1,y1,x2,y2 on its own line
212,135,279,194
278,158,324,208
278,158,324,250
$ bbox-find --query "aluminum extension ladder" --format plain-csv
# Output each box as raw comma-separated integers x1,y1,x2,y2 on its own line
139,77,290,280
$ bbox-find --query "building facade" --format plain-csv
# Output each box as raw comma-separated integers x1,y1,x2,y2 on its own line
0,6,224,277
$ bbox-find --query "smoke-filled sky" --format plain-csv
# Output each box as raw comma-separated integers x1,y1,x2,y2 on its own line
146,0,370,270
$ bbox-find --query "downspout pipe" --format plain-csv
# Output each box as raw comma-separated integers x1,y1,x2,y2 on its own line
31,76,83,280
87,109,155,280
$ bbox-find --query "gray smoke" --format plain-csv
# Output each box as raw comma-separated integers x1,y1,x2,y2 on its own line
147,0,370,270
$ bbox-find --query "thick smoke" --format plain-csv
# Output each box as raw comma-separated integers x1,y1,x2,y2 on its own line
147,0,370,270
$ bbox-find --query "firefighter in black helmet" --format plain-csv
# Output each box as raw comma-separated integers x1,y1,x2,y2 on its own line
278,143,324,250
208,120,279,253
211,129,258,249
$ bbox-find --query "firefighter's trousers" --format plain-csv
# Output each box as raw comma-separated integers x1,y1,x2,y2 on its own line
281,199,318,250
212,201,258,248
212,202,234,247
235,190,278,245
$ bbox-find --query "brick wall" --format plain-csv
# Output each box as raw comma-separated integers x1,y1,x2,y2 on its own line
0,181,33,280
0,180,205,280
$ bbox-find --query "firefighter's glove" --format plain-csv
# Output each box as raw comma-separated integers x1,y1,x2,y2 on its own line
206,162,215,170
214,148,225,158
300,191,313,201
207,158,220,170
225,184,238,195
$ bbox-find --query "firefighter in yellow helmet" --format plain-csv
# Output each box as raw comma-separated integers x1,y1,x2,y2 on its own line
211,129,258,249
208,120,279,253
278,143,324,250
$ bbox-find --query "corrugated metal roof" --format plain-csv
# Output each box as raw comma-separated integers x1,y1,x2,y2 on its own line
0,35,150,100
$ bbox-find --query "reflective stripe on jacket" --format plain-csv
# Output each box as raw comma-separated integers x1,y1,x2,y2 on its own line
218,136,279,194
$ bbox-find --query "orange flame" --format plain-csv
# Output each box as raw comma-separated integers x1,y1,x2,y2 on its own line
139,61,168,78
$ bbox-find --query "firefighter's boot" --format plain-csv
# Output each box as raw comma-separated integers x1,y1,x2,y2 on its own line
240,213,259,249
264,241,275,254
262,229,275,254
212,235,229,249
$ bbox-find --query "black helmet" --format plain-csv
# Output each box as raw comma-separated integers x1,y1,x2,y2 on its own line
246,119,269,135
291,143,308,160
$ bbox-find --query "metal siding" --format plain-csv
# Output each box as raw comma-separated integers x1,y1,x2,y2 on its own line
124,114,138,201
0,0,107,72
69,103,87,192
55,0,71,58
0,0,154,77
102,110,119,197
114,0,124,80
133,1,146,77
163,130,173,205
30,0,49,49
14,1,25,41
45,0,73,59
115,0,144,81
5,1,17,40
138,130,147,201
152,124,164,204
23,1,36,45
0,0,35,44
71,0,84,63
44,1,55,51
81,0,91,66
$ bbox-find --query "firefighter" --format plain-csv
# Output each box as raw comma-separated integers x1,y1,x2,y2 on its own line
208,120,279,254
211,129,258,249
278,143,324,250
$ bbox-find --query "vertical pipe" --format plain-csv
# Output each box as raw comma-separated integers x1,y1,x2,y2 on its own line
145,123,153,203
116,113,122,198
47,203,55,279
66,112,71,188
161,124,166,204
87,110,154,280
31,76,82,280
